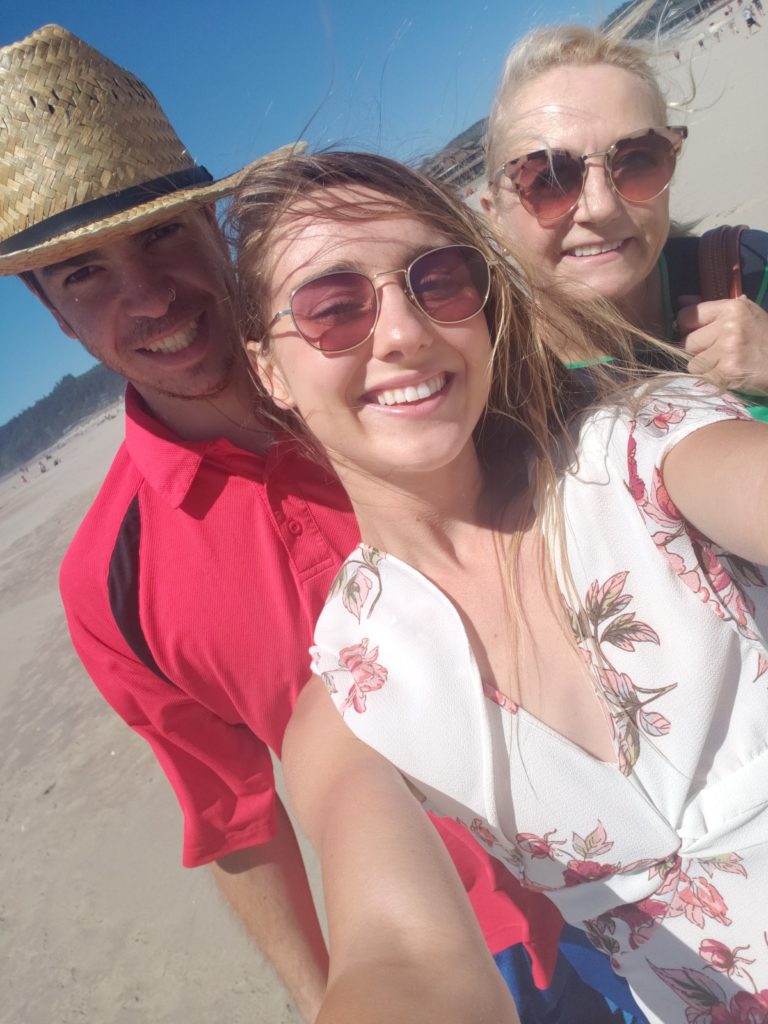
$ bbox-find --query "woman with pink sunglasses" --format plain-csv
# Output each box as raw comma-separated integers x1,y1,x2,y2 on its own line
481,25,768,414
230,150,768,1024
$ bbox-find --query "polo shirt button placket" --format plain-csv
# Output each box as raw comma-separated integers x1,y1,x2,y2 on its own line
287,519,303,536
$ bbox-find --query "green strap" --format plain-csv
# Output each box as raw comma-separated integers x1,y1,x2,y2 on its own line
564,357,615,369
657,251,677,342
755,260,768,308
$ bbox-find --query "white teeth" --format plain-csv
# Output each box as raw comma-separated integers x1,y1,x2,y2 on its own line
142,318,199,353
570,241,622,258
375,373,446,407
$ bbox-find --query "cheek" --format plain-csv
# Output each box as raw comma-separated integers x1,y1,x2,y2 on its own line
641,198,670,256
491,199,559,269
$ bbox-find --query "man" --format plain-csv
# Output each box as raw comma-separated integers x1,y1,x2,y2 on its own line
0,24,636,1024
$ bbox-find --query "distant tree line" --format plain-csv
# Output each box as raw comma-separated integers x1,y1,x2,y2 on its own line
0,364,124,477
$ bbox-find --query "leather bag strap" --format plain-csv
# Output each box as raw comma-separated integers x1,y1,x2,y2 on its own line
698,224,748,300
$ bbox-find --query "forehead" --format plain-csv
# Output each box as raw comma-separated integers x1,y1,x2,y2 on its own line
501,63,664,154
268,185,450,289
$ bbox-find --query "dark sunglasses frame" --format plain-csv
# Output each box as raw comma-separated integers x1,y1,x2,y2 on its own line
265,244,493,354
492,125,688,225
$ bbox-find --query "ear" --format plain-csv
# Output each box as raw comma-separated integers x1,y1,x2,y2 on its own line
20,273,79,339
245,340,296,410
479,188,498,224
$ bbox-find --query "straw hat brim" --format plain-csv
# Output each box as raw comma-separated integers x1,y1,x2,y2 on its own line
1,143,303,276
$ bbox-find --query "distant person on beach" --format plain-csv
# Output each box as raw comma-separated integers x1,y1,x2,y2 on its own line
742,5,761,31
229,146,768,1024
0,24,629,1024
481,25,768,415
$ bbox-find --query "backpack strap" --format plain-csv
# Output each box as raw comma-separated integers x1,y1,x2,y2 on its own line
698,224,748,300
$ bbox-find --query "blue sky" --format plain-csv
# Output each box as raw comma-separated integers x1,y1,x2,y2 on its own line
1,0,599,426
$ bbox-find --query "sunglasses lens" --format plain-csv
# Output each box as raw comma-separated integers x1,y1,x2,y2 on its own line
610,133,677,203
514,151,584,223
291,272,377,352
408,246,490,323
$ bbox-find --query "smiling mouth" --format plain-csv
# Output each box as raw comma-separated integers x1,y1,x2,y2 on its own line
139,317,201,354
372,373,447,407
567,241,623,258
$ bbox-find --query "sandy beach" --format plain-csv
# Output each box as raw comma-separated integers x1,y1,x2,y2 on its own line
1,17,766,1024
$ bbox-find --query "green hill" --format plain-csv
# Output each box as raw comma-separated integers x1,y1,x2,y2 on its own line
0,364,124,477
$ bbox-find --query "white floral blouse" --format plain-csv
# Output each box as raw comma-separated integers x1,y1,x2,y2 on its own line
311,380,768,1024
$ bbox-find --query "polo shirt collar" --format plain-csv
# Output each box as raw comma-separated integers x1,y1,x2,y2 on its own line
124,386,211,508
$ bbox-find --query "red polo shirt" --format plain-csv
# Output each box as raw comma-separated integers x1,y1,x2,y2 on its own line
60,386,562,985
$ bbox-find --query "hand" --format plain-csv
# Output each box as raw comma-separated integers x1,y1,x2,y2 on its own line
677,293,768,395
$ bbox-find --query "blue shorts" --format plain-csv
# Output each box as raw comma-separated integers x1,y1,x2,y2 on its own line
494,924,648,1024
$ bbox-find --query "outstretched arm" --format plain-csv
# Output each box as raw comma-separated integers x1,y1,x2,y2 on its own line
211,797,328,1023
283,676,521,1024
663,416,768,563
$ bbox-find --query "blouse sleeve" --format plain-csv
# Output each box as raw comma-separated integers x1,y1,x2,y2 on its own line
310,545,391,717
608,377,751,518
604,377,766,646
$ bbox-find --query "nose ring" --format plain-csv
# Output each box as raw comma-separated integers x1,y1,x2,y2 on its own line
168,288,176,304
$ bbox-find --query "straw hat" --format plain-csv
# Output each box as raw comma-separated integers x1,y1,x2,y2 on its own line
0,24,303,275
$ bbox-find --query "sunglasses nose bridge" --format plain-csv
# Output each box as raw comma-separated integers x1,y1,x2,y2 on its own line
370,266,421,309
577,146,627,211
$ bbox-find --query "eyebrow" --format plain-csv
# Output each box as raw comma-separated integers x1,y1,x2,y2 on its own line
291,246,438,290
40,250,100,278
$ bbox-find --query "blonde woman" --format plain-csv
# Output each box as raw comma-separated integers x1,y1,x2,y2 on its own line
481,25,768,412
231,151,768,1024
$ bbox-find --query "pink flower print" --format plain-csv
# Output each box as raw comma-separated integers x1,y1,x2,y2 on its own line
585,571,632,625
517,829,566,859
647,466,683,528
470,818,497,847
611,898,667,949
676,878,732,928
627,432,645,501
571,821,614,859
650,962,728,1023
482,681,519,714
338,640,388,714
342,567,373,622
696,879,732,926
329,547,384,622
641,402,687,433
700,939,755,977
697,852,747,880
711,991,768,1024
694,540,753,628
563,860,617,886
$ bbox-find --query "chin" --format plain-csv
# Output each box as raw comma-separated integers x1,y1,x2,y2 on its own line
562,270,638,305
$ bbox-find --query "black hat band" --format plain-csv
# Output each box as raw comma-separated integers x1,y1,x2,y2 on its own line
0,164,214,257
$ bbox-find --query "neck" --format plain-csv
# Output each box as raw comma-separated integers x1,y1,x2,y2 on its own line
617,262,666,337
332,444,496,568
135,369,273,454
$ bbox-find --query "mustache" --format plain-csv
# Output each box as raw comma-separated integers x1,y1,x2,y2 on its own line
126,289,233,347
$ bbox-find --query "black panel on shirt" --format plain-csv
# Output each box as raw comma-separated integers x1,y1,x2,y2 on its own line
108,495,176,687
